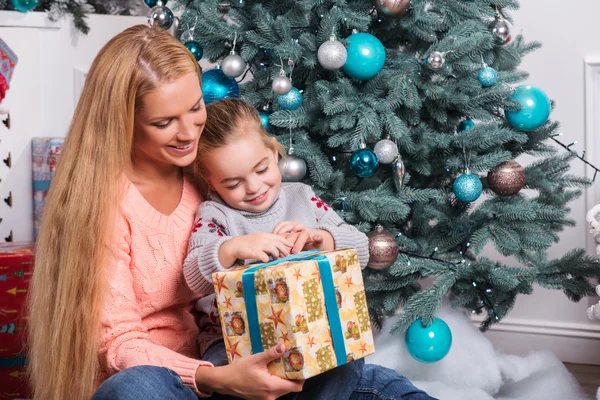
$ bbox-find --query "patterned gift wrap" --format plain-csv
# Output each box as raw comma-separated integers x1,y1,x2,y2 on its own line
213,248,375,380
32,138,64,238
0,365,31,399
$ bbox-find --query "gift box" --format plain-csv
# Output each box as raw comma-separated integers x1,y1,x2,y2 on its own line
32,137,64,238
213,248,375,379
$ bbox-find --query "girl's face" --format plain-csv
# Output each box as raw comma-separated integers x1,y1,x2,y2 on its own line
204,127,282,213
133,72,206,170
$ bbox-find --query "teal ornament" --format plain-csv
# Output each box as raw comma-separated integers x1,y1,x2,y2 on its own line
478,66,497,87
342,33,386,80
184,41,203,61
350,148,379,177
201,68,239,105
259,111,270,128
505,85,551,131
405,318,452,363
457,119,475,134
277,87,303,110
144,0,167,7
453,173,482,202
11,0,38,12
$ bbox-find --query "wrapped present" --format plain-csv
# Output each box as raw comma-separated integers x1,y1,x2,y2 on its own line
32,137,64,238
0,366,32,399
213,248,375,380
0,38,18,103
0,242,34,358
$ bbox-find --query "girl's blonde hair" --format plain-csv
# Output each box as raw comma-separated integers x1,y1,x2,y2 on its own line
28,25,200,400
195,98,285,180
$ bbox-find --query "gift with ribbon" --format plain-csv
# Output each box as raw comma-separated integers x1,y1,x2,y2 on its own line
32,137,64,238
213,248,375,379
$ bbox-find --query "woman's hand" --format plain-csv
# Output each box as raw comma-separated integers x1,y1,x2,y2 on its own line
195,344,304,400
220,234,293,266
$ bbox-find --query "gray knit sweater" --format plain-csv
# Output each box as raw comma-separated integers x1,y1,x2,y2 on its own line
183,183,369,304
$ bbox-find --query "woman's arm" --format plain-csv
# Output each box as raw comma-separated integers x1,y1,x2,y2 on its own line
98,216,213,396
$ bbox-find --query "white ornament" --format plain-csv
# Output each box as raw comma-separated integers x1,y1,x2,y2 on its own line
272,73,292,95
373,139,399,164
222,51,246,78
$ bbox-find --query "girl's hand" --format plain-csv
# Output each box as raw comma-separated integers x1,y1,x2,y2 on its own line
272,221,309,236
221,233,293,265
196,344,304,400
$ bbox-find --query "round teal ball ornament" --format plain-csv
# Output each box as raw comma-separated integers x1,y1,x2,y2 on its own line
505,85,551,131
11,0,38,12
277,87,303,110
478,66,497,87
259,111,270,128
457,119,475,134
342,33,386,80
405,318,452,363
201,68,239,105
349,148,379,177
453,173,482,202
184,41,203,61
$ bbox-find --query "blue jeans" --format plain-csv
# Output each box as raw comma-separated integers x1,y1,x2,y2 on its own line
94,352,436,400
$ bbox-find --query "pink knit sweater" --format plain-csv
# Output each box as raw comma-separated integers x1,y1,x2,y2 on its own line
97,176,214,394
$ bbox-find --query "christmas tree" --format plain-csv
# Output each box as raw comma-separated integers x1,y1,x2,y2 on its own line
169,0,600,343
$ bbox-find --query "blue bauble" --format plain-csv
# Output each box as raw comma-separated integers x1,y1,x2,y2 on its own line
259,111,270,128
349,148,379,177
184,41,203,61
11,0,38,12
478,66,497,87
342,33,386,80
453,173,482,202
505,85,551,131
405,318,452,363
144,0,167,7
277,87,303,110
201,69,239,105
457,119,475,134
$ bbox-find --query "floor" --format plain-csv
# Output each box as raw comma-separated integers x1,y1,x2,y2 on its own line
565,363,600,398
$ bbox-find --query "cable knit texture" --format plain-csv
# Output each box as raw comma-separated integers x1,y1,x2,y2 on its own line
97,176,215,396
183,182,369,325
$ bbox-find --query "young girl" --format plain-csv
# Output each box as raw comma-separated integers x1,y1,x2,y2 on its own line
183,98,370,398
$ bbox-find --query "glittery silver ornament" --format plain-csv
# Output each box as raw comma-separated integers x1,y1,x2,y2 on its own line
489,14,512,45
272,73,292,95
372,0,411,17
367,225,399,269
279,153,307,182
392,155,405,191
373,139,399,164
317,35,347,70
148,5,174,29
427,51,445,71
221,52,246,78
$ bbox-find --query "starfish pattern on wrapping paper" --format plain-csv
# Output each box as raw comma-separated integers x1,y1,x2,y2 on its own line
226,336,242,360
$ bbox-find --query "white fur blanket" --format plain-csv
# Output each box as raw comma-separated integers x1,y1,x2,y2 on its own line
367,306,590,400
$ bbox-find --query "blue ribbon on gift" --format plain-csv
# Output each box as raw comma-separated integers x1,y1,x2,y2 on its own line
241,250,347,367
32,180,51,191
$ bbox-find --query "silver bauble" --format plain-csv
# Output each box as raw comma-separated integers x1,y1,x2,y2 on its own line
279,154,307,182
373,139,399,164
372,0,411,18
490,15,512,45
272,75,292,95
367,225,399,269
148,5,174,30
221,52,246,78
427,51,445,71
392,155,405,192
317,36,348,70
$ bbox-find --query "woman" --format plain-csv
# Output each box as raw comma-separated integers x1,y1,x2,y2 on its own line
28,25,435,400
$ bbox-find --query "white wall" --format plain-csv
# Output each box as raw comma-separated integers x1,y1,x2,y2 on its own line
476,0,600,364
0,12,146,241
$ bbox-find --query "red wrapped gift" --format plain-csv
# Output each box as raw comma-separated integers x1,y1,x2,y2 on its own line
0,366,32,399
0,242,34,359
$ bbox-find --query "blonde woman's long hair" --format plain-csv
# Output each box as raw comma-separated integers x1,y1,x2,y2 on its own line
28,25,201,400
